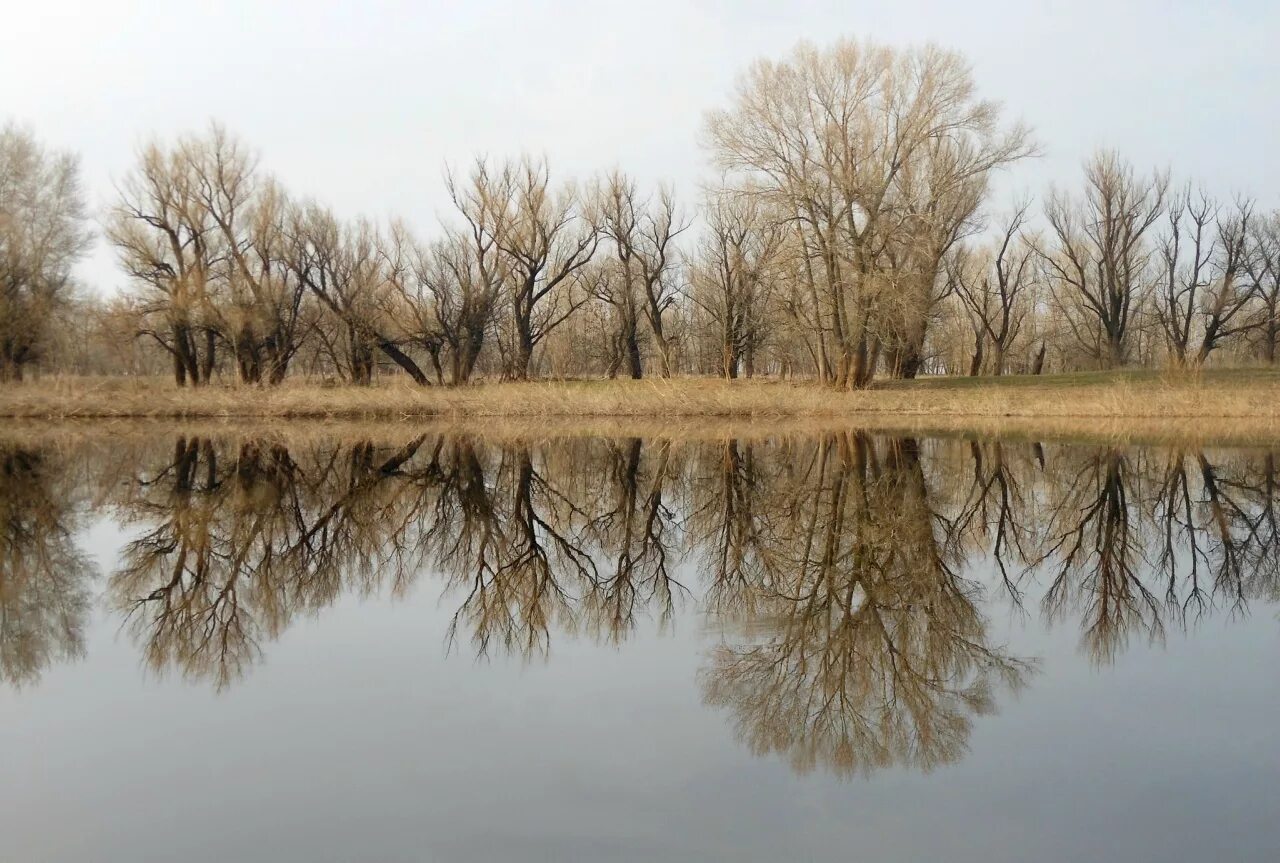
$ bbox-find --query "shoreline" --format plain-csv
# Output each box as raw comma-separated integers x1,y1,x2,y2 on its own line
2,416,1279,448
2,370,1279,416
2,369,1279,446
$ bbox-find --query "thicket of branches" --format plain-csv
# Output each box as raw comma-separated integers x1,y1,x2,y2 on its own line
5,37,1280,387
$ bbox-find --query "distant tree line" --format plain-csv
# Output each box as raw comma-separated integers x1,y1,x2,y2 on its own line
4,37,1280,386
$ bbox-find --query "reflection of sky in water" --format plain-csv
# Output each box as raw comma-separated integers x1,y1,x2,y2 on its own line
1,434,1278,862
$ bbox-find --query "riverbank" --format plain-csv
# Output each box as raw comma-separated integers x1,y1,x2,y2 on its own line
2,369,1278,431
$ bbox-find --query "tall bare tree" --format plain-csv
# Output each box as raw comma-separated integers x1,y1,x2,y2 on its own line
285,206,430,385
1245,212,1280,365
1155,188,1255,366
951,204,1036,376
880,120,1013,378
705,38,1031,388
489,157,598,380
0,124,91,381
1040,151,1168,369
689,190,783,378
109,134,224,385
594,171,687,377
186,128,310,384
415,161,510,384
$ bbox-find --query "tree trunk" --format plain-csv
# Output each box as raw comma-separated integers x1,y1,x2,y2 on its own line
968,336,984,376
349,334,372,385
723,344,738,379
268,351,290,385
375,337,431,385
898,348,922,379
454,327,484,384
1106,330,1126,369
172,322,197,387
514,316,535,381
848,335,877,389
198,328,217,384
236,330,262,384
625,328,642,379
1032,343,1046,375
648,313,672,378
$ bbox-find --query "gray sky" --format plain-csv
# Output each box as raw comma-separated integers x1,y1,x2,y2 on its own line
3,0,1277,290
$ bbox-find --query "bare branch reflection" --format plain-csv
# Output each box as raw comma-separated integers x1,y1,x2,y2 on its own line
0,445,94,686
5,430,1278,778
699,435,1032,778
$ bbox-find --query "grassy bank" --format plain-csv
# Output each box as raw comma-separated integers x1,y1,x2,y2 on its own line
4,414,1280,448
2,369,1278,430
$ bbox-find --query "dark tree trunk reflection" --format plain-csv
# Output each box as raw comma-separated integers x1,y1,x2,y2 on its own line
6,430,1279,778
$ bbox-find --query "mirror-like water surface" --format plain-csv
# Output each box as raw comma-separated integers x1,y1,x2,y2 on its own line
2,430,1278,862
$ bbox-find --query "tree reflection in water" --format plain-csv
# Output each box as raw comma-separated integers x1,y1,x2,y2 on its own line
696,435,1032,778
0,444,94,686
3,431,1278,776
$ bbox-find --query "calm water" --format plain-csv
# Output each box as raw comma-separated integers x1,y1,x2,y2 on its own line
1,430,1277,862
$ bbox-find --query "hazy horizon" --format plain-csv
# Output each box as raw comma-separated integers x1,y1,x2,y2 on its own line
4,0,1278,291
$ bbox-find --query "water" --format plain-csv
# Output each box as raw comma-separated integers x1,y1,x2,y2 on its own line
2,430,1277,862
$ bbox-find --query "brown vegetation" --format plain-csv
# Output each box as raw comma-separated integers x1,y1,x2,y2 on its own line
3,370,1278,441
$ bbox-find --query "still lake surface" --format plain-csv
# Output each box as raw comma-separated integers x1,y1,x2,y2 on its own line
1,429,1277,862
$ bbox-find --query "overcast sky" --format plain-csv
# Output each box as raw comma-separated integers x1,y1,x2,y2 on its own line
3,0,1277,290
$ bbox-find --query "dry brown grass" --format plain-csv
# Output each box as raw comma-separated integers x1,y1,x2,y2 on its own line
1,370,1278,429
2,414,1278,449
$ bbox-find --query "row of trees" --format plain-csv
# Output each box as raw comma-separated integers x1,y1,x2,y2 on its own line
102,128,690,386
4,38,1279,386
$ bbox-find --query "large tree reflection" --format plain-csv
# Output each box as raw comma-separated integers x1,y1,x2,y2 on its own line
0,444,94,686
1023,445,1280,664
1035,448,1160,665
107,433,689,681
110,434,434,687
698,435,1032,778
437,440,592,657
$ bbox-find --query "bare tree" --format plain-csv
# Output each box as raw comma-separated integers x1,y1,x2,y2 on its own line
880,120,1013,378
583,258,643,378
594,170,687,377
109,125,319,385
187,128,310,384
409,232,496,384
415,161,510,384
0,124,91,381
108,134,225,386
705,38,1031,388
1040,151,1168,369
378,219,447,383
1156,188,1255,366
285,206,430,385
951,204,1035,375
489,157,598,380
689,190,783,378
1244,212,1280,365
